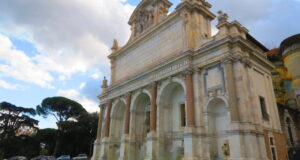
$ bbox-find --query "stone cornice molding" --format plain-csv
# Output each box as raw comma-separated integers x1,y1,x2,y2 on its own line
176,0,215,21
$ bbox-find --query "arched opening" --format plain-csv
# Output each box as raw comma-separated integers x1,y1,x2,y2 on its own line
131,93,151,159
108,100,125,160
207,98,229,160
158,82,185,159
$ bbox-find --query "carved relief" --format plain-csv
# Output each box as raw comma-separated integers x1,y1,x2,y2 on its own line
134,8,154,35
129,0,172,39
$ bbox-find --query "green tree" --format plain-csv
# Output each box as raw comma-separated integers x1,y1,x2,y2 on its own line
0,102,39,159
0,102,38,140
35,128,58,155
59,112,98,157
36,97,87,156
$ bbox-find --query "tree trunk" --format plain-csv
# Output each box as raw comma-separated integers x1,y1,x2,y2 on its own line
54,123,62,156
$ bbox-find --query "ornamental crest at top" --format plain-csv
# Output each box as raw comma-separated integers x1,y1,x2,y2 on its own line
128,0,172,41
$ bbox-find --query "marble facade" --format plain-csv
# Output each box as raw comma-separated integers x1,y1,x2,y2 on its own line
91,0,284,160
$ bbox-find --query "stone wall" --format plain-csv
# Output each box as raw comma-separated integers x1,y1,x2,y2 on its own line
264,131,287,160
114,18,185,83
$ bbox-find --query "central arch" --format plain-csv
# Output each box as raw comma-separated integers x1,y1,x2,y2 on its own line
130,92,151,160
158,81,185,159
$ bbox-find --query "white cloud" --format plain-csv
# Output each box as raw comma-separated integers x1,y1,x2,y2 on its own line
57,89,99,113
91,73,101,79
79,82,86,89
0,34,54,88
58,75,67,81
0,0,135,76
0,79,20,90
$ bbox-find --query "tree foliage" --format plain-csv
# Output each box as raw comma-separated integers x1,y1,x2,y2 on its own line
59,112,98,157
0,101,39,159
0,102,38,140
36,97,88,156
36,97,87,123
0,98,98,159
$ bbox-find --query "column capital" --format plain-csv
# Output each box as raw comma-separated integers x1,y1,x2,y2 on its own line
222,54,252,67
221,54,235,64
124,92,132,98
183,67,195,75
150,81,158,88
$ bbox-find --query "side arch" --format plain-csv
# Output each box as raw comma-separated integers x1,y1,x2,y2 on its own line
206,97,230,160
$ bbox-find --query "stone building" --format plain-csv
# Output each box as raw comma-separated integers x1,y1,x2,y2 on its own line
267,34,300,160
92,0,286,159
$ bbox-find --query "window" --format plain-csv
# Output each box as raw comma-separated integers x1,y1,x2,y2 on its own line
269,137,277,160
259,96,269,120
180,104,186,127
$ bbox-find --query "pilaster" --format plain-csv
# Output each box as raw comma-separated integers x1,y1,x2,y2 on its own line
91,105,105,160
222,56,240,122
104,101,113,137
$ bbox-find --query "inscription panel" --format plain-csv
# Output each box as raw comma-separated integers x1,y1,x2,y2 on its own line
204,64,225,95
115,19,185,83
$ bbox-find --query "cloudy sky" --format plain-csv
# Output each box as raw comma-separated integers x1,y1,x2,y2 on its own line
0,0,299,128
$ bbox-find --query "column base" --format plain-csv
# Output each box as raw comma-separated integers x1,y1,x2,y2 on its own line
144,131,158,160
99,137,110,160
118,135,131,160
91,140,101,160
183,126,198,159
182,156,198,160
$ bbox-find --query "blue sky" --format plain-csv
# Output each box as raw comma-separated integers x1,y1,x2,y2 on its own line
0,0,299,129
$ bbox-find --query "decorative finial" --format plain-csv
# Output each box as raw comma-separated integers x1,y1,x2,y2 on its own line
101,77,108,89
111,39,118,53
217,10,228,23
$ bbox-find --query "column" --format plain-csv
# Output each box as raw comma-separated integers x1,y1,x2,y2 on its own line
124,93,131,135
100,101,112,159
183,69,197,160
91,105,105,160
150,82,157,131
145,82,158,160
185,69,195,126
105,101,112,137
119,93,132,160
96,106,105,140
